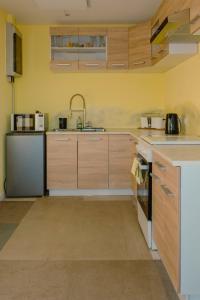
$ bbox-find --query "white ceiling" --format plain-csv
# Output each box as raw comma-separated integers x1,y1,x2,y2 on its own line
0,0,162,24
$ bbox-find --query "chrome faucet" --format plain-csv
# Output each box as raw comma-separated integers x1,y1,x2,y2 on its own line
69,93,86,128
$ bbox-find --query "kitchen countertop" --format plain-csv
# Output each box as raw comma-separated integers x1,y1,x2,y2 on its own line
46,128,164,139
153,145,200,167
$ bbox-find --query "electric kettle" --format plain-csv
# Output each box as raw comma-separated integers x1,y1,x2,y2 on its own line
165,113,181,135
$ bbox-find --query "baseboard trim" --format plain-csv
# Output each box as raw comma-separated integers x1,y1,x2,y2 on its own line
0,192,5,202
49,189,135,197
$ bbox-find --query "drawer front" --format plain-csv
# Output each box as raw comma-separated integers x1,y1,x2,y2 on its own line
109,135,136,189
153,151,180,197
47,135,78,189
50,60,78,72
78,135,108,189
78,60,106,71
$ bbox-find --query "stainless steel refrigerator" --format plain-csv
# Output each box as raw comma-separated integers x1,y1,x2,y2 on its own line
6,132,45,197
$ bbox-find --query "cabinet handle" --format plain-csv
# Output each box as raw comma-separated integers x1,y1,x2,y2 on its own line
85,63,99,67
55,138,71,142
133,61,145,65
155,161,166,171
190,15,200,24
160,185,175,198
152,174,160,182
56,63,71,66
87,137,102,141
111,63,125,67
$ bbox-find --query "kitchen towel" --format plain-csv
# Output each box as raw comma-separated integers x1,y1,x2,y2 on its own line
131,158,144,185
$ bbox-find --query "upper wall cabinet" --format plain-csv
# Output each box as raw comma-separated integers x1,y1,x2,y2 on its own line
50,27,107,71
107,28,129,70
190,0,200,34
151,0,190,27
50,27,79,71
129,22,152,69
78,28,107,71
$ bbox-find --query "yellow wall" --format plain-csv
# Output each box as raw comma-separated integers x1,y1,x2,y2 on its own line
164,48,200,135
0,10,12,196
15,25,165,129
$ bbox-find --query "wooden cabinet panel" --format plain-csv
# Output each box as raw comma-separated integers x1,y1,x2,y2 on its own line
107,28,129,69
190,0,200,34
47,135,78,189
129,22,152,69
50,60,78,72
152,152,180,292
109,135,136,189
78,135,108,189
78,60,106,71
78,28,107,36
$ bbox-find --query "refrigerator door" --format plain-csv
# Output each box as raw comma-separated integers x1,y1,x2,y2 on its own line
6,133,45,197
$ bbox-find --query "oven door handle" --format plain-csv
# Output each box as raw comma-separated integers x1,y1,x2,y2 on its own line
138,163,148,171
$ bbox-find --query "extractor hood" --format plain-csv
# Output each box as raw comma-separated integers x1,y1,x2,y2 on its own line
151,9,200,45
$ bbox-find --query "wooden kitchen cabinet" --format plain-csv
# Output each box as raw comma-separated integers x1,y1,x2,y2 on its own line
50,27,107,72
107,28,129,70
78,135,109,189
47,134,78,189
190,0,200,34
129,22,152,69
152,151,180,292
109,135,136,189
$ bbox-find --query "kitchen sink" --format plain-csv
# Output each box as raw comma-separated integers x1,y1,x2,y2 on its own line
52,127,106,132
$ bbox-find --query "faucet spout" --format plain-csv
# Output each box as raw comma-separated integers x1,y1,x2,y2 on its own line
69,94,86,128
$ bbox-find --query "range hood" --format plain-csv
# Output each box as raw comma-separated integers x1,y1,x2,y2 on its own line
151,9,200,45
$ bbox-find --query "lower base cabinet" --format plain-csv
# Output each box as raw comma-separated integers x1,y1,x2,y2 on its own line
47,135,78,189
109,135,136,189
47,133,136,191
153,151,180,292
78,135,109,189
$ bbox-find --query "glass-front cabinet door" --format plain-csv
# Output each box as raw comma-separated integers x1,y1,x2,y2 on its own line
50,27,107,71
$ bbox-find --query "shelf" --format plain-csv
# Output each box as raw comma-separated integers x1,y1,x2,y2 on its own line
51,47,106,53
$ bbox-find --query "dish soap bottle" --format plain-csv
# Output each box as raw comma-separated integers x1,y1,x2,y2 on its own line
76,116,83,129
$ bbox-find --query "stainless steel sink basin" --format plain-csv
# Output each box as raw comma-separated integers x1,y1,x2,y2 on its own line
52,127,106,132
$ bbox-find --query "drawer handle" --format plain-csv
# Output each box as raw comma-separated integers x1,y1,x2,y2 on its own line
155,161,166,171
160,185,175,198
190,15,200,24
56,63,71,66
133,61,145,65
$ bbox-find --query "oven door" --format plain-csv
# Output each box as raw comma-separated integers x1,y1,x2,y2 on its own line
136,154,152,221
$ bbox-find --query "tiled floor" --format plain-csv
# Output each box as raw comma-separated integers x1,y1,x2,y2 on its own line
0,197,179,300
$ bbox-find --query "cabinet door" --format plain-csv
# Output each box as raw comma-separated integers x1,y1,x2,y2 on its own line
190,0,200,34
107,28,129,70
78,135,108,189
78,28,107,71
152,155,180,292
129,22,152,69
47,135,78,189
109,135,136,189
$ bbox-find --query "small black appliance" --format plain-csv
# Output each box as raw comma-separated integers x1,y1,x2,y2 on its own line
165,113,180,135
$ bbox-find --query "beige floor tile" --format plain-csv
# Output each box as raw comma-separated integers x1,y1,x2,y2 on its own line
0,201,33,224
0,260,179,300
0,198,150,261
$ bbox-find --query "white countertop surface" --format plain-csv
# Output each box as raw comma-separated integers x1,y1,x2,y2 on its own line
153,145,200,167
